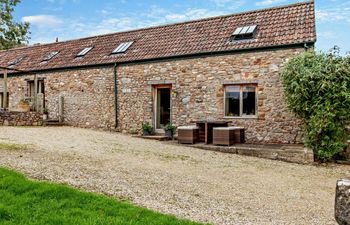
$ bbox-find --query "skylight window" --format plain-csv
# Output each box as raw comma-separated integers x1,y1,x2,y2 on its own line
8,56,25,67
112,41,133,54
77,47,93,57
231,25,257,41
42,51,59,62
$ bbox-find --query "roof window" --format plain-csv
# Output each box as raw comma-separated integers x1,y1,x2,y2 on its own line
231,25,257,41
112,41,133,54
8,56,25,67
77,47,93,57
42,51,59,62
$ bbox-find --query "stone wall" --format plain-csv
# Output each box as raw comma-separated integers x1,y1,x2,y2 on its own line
0,111,43,126
4,66,115,129
118,47,305,144
1,47,305,143
335,179,350,225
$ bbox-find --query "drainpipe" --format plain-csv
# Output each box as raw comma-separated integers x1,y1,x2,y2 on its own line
304,43,310,52
114,63,118,129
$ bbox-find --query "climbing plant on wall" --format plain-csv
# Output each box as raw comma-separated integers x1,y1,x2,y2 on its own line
281,47,350,161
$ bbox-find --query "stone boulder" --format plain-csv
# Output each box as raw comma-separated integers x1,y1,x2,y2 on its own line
335,179,350,225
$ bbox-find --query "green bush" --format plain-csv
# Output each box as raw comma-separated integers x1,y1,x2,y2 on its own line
141,122,154,134
164,123,177,135
281,47,350,161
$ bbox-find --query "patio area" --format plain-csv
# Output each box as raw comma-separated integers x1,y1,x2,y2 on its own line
142,120,313,164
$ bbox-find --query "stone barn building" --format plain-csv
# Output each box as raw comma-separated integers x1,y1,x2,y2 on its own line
0,1,316,144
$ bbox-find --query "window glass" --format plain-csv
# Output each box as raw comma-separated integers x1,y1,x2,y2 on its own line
225,86,240,117
243,86,256,116
225,85,257,117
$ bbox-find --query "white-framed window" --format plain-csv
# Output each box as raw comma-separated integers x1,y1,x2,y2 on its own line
224,84,257,117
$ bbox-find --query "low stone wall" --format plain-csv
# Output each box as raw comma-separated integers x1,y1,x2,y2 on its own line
335,179,350,225
188,143,314,164
0,111,43,126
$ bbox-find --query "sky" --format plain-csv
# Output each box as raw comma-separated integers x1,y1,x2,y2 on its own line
13,0,350,54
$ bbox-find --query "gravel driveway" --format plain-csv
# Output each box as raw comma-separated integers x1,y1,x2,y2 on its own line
0,126,349,225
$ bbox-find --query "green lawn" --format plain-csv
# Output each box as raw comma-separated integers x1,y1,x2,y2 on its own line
0,168,206,225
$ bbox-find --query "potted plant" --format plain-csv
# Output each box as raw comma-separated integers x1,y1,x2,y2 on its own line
164,123,177,139
18,99,30,112
43,108,48,120
142,122,153,136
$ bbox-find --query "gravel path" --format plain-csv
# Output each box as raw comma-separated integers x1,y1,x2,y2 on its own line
0,126,349,225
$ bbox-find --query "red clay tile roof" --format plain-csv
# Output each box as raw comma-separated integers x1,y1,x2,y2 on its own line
0,1,316,73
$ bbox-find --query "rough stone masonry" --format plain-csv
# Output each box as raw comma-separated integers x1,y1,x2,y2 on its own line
0,111,42,126
2,47,305,144
335,179,350,225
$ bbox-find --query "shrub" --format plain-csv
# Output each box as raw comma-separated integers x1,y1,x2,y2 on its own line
164,123,177,135
19,99,29,104
141,122,153,134
281,47,350,161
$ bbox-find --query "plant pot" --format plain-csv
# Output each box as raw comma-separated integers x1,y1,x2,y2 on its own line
43,114,48,120
18,103,30,112
143,130,151,136
165,130,173,139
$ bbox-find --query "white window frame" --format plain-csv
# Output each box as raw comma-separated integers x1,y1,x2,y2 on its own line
224,84,258,119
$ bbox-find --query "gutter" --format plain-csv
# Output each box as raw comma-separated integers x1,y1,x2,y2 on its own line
114,63,118,129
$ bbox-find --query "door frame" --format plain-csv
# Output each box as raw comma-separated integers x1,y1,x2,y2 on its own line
153,84,172,133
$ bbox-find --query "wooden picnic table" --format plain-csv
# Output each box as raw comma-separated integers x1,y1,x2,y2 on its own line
191,120,229,144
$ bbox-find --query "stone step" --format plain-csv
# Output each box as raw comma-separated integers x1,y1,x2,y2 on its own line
45,119,59,122
43,120,65,126
137,135,170,141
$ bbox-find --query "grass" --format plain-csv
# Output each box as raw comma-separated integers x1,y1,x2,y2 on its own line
0,168,207,225
0,143,27,151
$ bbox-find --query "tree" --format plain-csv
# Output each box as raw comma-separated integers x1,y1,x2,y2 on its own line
0,0,29,50
281,47,350,162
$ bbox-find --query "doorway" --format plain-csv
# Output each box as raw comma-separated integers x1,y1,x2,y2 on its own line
154,85,171,131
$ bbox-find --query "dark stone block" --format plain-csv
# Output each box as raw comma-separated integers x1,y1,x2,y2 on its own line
335,179,350,225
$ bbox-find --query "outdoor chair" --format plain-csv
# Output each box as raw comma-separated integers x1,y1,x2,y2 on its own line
178,126,199,144
213,127,245,146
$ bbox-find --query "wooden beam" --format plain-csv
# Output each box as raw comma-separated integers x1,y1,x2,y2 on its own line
34,74,38,112
3,69,8,110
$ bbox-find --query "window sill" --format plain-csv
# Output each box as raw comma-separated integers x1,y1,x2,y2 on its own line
223,116,258,119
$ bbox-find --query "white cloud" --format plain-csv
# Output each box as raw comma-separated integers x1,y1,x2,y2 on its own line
165,14,186,20
26,4,232,45
100,9,109,15
318,31,335,39
209,0,246,10
47,0,80,4
144,6,227,24
92,18,134,35
316,8,350,23
255,0,287,6
22,15,63,27
210,0,232,7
